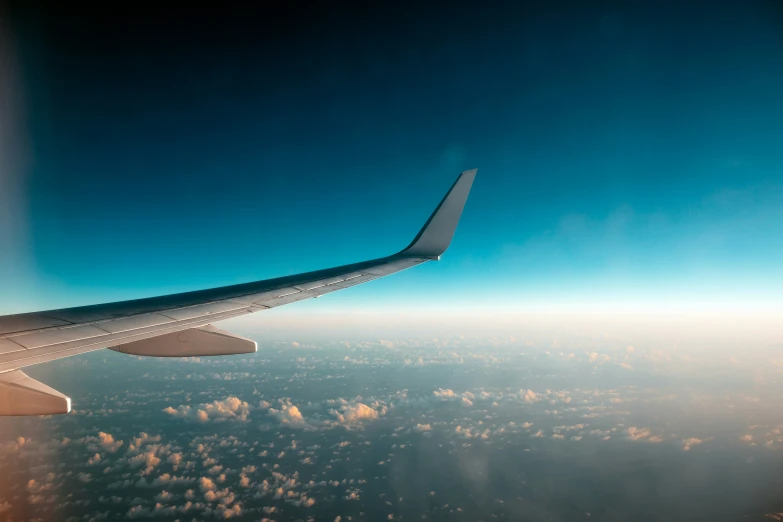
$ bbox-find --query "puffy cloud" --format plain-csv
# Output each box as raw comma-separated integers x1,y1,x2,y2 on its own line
80,432,123,454
154,490,174,502
97,432,123,452
128,451,163,475
268,401,308,428
521,389,539,403
167,452,183,468
331,403,382,425
213,503,242,518
200,477,217,492
626,427,651,441
434,389,458,399
682,438,704,451
164,397,250,423
414,424,432,432
150,474,196,487
87,453,102,465
126,505,151,518
127,433,161,453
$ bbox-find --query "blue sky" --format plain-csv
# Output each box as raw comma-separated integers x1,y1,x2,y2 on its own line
1,3,782,315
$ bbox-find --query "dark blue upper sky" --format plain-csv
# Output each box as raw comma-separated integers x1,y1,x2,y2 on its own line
2,2,782,314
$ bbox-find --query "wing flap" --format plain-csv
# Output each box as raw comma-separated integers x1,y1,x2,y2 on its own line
110,324,256,357
0,370,71,416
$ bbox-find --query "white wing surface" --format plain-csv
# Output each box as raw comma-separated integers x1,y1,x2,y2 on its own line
0,170,477,415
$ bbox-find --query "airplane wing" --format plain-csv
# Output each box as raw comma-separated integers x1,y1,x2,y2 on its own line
0,169,477,415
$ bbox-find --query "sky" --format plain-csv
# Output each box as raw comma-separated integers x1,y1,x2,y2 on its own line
2,4,783,521
1,1,783,317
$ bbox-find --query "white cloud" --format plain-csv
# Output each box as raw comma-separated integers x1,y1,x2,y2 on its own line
331,403,383,426
163,397,250,423
87,453,102,465
268,401,308,428
434,388,458,399
80,432,123,453
682,437,704,451
626,427,651,441
521,389,538,403
150,474,195,487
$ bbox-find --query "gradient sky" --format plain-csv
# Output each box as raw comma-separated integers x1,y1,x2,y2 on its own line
2,2,783,316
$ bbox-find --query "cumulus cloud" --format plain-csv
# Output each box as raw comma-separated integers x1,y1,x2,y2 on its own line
434,389,458,399
414,424,432,432
87,453,102,465
199,477,217,492
521,389,539,403
150,474,195,487
626,426,663,442
128,448,166,475
331,403,383,426
682,437,704,451
81,432,123,453
163,397,250,423
268,401,308,428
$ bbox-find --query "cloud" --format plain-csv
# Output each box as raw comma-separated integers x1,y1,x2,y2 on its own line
80,432,123,453
166,453,183,468
268,401,308,428
682,437,704,451
126,505,151,518
331,403,382,426
414,424,432,432
128,433,161,453
128,449,165,475
434,389,458,399
150,474,195,487
164,397,250,423
154,490,174,502
521,389,539,403
626,427,650,441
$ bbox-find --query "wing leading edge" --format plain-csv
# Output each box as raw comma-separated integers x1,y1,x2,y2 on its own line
0,169,477,415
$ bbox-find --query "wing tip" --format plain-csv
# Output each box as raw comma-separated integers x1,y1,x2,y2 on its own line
399,169,477,259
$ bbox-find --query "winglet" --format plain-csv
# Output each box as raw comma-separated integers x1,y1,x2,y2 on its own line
399,169,477,259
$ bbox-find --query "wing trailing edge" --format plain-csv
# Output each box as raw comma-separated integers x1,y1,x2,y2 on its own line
399,168,477,259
